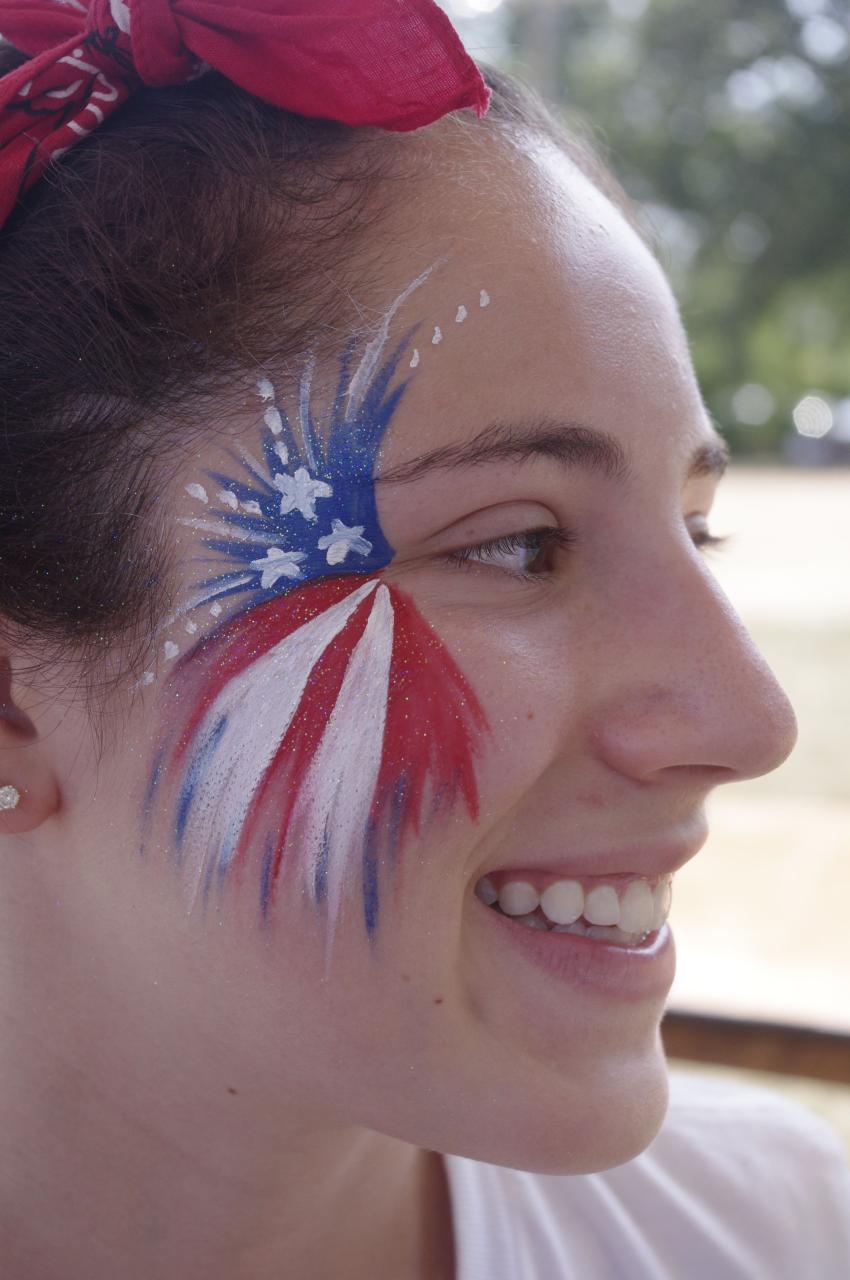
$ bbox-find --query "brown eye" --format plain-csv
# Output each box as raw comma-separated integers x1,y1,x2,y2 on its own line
447,527,578,580
691,528,731,552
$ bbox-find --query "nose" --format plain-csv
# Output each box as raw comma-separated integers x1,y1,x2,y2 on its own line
588,547,798,786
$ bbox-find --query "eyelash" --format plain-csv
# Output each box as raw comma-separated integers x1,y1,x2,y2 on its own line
446,525,730,581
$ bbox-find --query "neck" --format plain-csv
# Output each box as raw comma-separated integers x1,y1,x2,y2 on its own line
0,864,455,1280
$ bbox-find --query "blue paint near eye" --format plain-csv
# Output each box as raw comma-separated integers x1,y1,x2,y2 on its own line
174,714,228,855
187,327,419,617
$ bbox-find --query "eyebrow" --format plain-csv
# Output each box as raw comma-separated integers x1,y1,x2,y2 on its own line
375,416,730,487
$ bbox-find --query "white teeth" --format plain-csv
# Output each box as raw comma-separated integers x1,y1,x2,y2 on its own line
539,879,583,925
498,881,539,916
583,885,620,926
476,872,674,937
617,879,654,934
474,875,498,906
652,879,672,931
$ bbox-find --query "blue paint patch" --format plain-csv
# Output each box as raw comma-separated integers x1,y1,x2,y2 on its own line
314,827,330,904
141,748,165,844
259,840,276,922
174,713,228,855
385,776,408,869
217,821,240,880
201,846,218,905
362,824,380,936
186,329,419,617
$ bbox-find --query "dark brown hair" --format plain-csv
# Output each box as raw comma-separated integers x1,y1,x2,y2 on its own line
0,48,646,681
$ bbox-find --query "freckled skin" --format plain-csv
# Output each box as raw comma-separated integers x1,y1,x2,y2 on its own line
1,121,798,1280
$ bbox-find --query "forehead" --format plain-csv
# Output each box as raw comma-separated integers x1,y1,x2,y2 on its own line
365,133,715,478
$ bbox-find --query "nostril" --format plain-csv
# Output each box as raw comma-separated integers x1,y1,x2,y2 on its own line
665,764,738,782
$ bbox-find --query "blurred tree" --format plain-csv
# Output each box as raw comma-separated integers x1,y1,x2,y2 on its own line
505,0,850,455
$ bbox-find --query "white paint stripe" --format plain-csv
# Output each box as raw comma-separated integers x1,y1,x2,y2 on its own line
180,580,379,911
91,76,118,104
109,0,132,35
239,446,272,488
293,585,394,973
59,53,101,74
345,264,438,417
46,79,84,99
157,574,254,632
177,517,278,545
298,353,318,471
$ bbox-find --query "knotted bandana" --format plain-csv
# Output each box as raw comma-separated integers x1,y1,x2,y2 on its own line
0,0,490,227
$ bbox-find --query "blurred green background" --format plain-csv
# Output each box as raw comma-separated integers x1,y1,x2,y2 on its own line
441,0,850,462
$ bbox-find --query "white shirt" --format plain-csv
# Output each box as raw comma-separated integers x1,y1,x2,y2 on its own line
444,1071,850,1278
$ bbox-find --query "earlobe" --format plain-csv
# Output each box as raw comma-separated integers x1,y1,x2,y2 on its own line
0,774,61,835
0,655,62,835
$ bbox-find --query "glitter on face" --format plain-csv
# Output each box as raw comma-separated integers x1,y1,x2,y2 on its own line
143,275,494,959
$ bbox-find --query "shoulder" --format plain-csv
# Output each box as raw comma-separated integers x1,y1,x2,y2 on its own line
655,1067,850,1175
444,1072,850,1280
610,1071,850,1276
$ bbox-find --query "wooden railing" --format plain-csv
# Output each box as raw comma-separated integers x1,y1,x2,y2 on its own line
662,1010,850,1084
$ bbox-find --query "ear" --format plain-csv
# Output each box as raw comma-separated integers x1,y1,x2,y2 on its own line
0,655,61,835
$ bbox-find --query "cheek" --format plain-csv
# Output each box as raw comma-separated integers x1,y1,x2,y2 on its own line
142,576,488,962
432,607,577,827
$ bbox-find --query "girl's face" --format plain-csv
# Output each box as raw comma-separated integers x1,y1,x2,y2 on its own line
39,133,797,1174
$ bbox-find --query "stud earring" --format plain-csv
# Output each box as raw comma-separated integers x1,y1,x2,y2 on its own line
0,784,21,811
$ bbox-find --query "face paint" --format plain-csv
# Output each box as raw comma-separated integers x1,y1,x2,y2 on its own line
144,280,491,962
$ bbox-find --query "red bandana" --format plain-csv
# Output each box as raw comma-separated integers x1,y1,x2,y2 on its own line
0,0,490,228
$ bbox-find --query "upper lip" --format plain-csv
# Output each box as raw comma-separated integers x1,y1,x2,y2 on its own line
478,836,707,884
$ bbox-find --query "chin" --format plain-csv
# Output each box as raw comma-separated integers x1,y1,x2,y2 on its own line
445,1035,671,1177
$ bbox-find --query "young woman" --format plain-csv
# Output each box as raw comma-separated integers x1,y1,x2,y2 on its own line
1,3,848,1277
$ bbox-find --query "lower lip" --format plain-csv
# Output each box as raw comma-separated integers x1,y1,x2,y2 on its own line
476,900,676,1002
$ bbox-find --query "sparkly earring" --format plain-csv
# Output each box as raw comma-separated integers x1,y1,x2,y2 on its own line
0,784,21,811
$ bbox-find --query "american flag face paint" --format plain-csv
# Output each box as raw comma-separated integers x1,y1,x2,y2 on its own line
144,276,491,966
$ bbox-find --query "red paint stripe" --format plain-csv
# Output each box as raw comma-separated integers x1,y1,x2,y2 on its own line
373,586,488,857
169,576,380,765
230,591,374,898
157,575,489,918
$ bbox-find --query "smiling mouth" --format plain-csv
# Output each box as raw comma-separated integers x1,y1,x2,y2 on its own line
474,873,672,948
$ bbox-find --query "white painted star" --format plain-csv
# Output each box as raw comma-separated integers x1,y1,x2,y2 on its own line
317,519,373,566
272,467,333,521
250,547,307,589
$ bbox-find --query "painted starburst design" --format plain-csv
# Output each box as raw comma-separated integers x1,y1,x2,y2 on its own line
145,267,493,970
176,331,407,620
